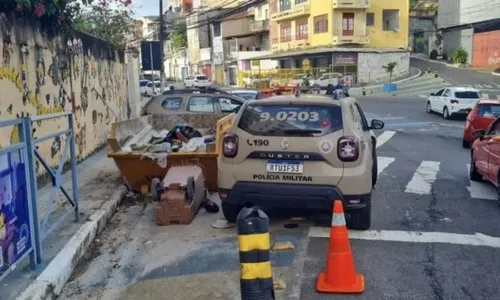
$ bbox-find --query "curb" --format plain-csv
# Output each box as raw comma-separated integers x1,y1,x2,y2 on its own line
411,55,461,68
492,72,500,77
349,67,422,93
16,185,128,300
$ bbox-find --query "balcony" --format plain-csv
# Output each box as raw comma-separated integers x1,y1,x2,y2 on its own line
271,34,311,52
271,4,311,22
332,30,369,45
250,20,270,32
332,0,370,9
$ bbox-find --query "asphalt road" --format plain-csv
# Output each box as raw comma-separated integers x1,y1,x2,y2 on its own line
59,96,500,300
411,57,500,99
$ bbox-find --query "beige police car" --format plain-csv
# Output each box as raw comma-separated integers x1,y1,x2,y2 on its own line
217,94,384,230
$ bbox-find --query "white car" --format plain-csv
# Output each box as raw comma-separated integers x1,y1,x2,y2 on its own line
288,73,307,86
425,87,482,119
184,74,211,88
310,72,343,88
140,80,155,97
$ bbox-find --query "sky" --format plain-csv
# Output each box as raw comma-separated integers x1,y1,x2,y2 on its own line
132,0,167,18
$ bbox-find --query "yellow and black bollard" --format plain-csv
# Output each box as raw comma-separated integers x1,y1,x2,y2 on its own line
237,206,275,300
362,87,366,96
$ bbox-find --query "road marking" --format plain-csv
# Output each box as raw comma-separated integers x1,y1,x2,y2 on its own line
405,161,440,195
377,157,395,176
437,123,464,129
466,164,497,200
376,117,406,121
484,84,493,89
476,84,484,89
376,131,396,148
420,95,428,98
308,228,500,249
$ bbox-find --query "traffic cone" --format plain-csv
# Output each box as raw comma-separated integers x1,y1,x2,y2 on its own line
316,200,364,293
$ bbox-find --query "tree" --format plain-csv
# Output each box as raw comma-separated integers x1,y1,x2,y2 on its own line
382,62,398,84
74,1,135,49
170,23,187,50
410,0,419,9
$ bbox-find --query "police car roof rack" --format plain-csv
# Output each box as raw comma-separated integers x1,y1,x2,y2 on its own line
162,86,231,96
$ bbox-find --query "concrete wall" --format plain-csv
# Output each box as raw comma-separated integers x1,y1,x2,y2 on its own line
409,17,436,55
438,0,500,29
126,53,141,118
472,29,500,67
357,51,410,84
443,28,473,64
222,17,250,39
0,13,130,173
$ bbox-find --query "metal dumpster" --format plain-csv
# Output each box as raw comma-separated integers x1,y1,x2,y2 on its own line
107,113,234,192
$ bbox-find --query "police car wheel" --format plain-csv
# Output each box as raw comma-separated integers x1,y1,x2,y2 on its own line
347,195,371,230
222,202,243,223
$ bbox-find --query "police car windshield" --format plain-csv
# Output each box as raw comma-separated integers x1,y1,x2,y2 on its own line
238,104,343,137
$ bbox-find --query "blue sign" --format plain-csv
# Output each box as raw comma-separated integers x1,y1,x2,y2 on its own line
0,149,31,277
141,41,162,71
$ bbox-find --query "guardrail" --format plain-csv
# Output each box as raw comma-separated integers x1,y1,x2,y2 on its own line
0,112,78,281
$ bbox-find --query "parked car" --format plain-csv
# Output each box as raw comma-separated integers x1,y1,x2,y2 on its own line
288,73,307,87
426,87,482,119
217,94,385,229
463,99,500,148
242,75,271,88
143,87,245,115
310,72,343,88
470,116,500,203
184,75,211,88
140,80,155,97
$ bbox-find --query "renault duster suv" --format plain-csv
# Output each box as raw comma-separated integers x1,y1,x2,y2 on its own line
217,94,384,230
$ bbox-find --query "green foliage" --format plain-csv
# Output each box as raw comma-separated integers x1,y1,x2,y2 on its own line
410,0,419,9
430,49,438,60
452,47,468,65
382,62,398,83
75,3,135,49
170,24,187,50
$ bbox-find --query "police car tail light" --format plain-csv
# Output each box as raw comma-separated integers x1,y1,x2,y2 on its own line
337,136,359,162
222,133,239,158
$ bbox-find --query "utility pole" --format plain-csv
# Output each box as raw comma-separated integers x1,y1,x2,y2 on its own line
209,22,215,83
159,0,165,93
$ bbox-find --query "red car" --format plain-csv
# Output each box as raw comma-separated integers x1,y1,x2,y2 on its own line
470,116,500,203
463,99,500,148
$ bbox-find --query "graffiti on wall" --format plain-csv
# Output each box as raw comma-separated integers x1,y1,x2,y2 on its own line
0,21,127,173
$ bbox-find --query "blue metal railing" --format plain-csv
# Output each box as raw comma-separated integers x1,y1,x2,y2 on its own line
0,118,37,282
0,112,79,281
24,112,79,263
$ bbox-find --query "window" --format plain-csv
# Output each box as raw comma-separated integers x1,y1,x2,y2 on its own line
478,103,500,118
161,98,182,111
280,23,292,42
342,13,354,36
140,81,149,87
366,13,374,26
213,22,221,37
383,9,399,31
295,0,307,4
434,89,444,96
238,104,343,137
455,91,481,99
314,15,328,34
487,119,500,135
147,82,153,88
231,91,259,100
279,0,291,11
350,105,364,131
217,97,242,113
188,96,214,112
296,19,308,40
196,75,208,80
355,103,369,131
443,89,451,97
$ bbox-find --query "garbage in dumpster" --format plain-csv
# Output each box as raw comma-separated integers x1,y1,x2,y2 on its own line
108,114,234,192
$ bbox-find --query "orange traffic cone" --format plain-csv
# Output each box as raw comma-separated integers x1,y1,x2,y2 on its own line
316,200,364,293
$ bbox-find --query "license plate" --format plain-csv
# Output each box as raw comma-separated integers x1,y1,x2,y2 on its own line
266,160,303,174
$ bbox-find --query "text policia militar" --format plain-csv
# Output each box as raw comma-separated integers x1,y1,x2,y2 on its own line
253,174,313,182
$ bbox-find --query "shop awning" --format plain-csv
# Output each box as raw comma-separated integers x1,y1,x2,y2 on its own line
252,47,408,60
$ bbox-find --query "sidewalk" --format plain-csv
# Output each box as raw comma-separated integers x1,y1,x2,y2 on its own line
1,147,125,300
348,67,422,95
411,53,461,68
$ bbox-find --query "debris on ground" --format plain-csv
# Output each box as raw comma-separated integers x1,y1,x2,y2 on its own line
272,242,295,251
212,219,235,229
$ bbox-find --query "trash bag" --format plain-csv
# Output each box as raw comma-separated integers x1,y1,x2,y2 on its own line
203,199,220,213
164,125,202,144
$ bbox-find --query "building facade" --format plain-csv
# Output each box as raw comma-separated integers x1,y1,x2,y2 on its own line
267,0,410,85
439,0,500,67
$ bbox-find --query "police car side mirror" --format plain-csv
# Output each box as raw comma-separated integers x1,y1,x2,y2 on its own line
233,106,241,113
370,119,384,130
430,93,435,96
472,129,486,140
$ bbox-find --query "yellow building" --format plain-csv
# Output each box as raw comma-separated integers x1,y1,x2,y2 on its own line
264,0,410,85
